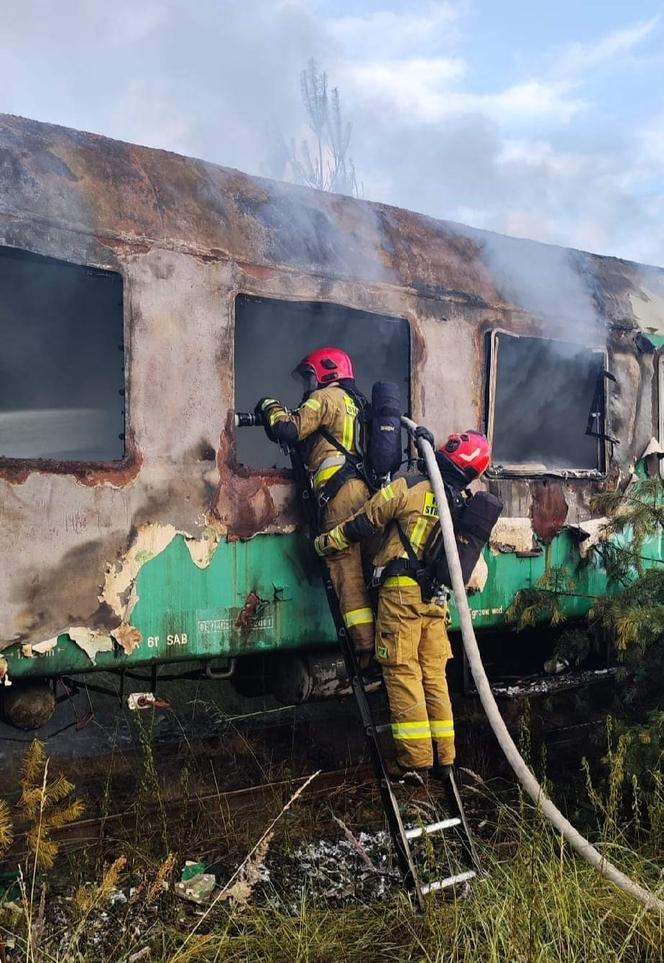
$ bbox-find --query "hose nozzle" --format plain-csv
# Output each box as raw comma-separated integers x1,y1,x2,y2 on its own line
235,411,264,428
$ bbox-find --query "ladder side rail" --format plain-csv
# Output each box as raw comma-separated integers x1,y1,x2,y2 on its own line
288,444,425,906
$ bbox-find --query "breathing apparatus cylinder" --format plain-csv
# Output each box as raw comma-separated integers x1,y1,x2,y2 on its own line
367,381,403,481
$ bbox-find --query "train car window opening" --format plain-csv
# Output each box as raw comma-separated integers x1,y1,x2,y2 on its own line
487,331,606,476
0,246,125,462
234,295,411,470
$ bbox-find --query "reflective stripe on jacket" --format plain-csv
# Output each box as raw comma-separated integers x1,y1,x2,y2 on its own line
327,473,439,570
267,385,360,492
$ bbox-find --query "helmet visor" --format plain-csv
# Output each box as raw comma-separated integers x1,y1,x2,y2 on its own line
291,363,318,395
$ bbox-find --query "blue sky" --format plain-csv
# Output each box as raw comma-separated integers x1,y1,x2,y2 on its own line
1,1,664,264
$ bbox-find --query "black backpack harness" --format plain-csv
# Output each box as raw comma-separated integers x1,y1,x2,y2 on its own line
303,380,402,511
375,481,503,604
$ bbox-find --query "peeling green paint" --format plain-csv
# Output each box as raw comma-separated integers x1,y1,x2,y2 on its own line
4,525,639,681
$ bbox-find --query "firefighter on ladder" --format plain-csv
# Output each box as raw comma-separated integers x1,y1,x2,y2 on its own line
256,347,375,664
314,430,492,785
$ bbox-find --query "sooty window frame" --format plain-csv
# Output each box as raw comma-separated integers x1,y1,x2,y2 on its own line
485,329,609,479
0,245,126,467
233,293,412,473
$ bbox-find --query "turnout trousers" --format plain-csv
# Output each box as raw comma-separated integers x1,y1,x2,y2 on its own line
321,477,375,653
375,582,455,770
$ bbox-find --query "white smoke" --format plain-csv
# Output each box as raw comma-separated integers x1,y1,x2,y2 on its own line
0,0,662,266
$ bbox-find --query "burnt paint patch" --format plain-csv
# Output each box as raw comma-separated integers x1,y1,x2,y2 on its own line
214,411,282,537
224,475,279,539
14,535,126,643
531,481,569,543
196,441,217,463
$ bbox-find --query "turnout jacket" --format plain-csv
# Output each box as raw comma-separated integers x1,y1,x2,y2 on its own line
261,384,361,494
316,472,438,572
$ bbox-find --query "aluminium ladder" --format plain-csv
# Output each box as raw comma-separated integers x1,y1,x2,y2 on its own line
319,550,482,908
288,444,481,907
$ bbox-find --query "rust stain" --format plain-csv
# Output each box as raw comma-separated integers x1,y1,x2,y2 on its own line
226,477,279,539
111,623,143,655
237,261,277,280
235,591,261,628
213,411,281,538
530,481,569,543
75,449,143,488
0,442,143,488
97,235,153,257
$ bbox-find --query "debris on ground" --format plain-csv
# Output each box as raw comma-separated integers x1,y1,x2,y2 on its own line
219,832,272,906
127,947,151,963
263,828,399,905
174,861,217,905
492,667,617,698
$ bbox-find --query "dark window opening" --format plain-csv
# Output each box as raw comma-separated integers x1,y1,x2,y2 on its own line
488,332,605,474
0,246,125,462
234,295,411,470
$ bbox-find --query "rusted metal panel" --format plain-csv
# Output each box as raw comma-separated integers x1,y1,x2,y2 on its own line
530,482,569,544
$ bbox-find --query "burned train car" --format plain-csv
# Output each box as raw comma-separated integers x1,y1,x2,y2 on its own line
1,113,663,720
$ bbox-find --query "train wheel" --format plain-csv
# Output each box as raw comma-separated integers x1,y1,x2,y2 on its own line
1,681,56,730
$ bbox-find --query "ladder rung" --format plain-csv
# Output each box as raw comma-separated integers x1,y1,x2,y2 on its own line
420,870,476,895
405,817,460,840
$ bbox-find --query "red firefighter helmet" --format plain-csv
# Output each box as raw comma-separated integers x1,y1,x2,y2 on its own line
440,430,491,482
294,347,354,389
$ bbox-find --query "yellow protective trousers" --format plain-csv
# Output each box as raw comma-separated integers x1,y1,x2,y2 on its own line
375,582,455,770
322,477,375,653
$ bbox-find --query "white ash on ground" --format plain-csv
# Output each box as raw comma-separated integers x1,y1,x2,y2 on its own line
260,829,399,905
492,667,617,698
259,808,469,907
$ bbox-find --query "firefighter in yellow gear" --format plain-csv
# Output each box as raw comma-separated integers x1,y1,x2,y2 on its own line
314,428,493,781
256,347,375,657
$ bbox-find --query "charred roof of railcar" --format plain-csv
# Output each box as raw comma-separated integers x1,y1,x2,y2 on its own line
1,112,663,331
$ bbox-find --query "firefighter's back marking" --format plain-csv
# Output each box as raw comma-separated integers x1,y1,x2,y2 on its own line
423,492,439,517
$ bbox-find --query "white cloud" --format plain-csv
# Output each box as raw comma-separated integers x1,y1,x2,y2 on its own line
344,63,584,124
343,56,468,120
327,1,464,61
497,139,586,176
480,81,585,124
554,15,659,76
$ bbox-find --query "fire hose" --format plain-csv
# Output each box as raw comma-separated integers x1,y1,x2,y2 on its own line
402,416,664,913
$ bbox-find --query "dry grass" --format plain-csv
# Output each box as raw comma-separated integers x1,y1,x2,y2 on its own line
1,726,662,963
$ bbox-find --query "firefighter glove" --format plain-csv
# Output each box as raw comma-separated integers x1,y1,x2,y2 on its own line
314,525,349,556
255,398,281,439
414,425,435,450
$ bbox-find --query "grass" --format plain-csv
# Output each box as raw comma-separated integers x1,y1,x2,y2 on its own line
1,719,663,962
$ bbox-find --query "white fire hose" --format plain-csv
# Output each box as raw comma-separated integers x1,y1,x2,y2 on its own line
402,417,664,913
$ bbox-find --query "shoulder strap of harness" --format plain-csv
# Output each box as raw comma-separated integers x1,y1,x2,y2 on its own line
395,520,420,569
313,388,369,505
